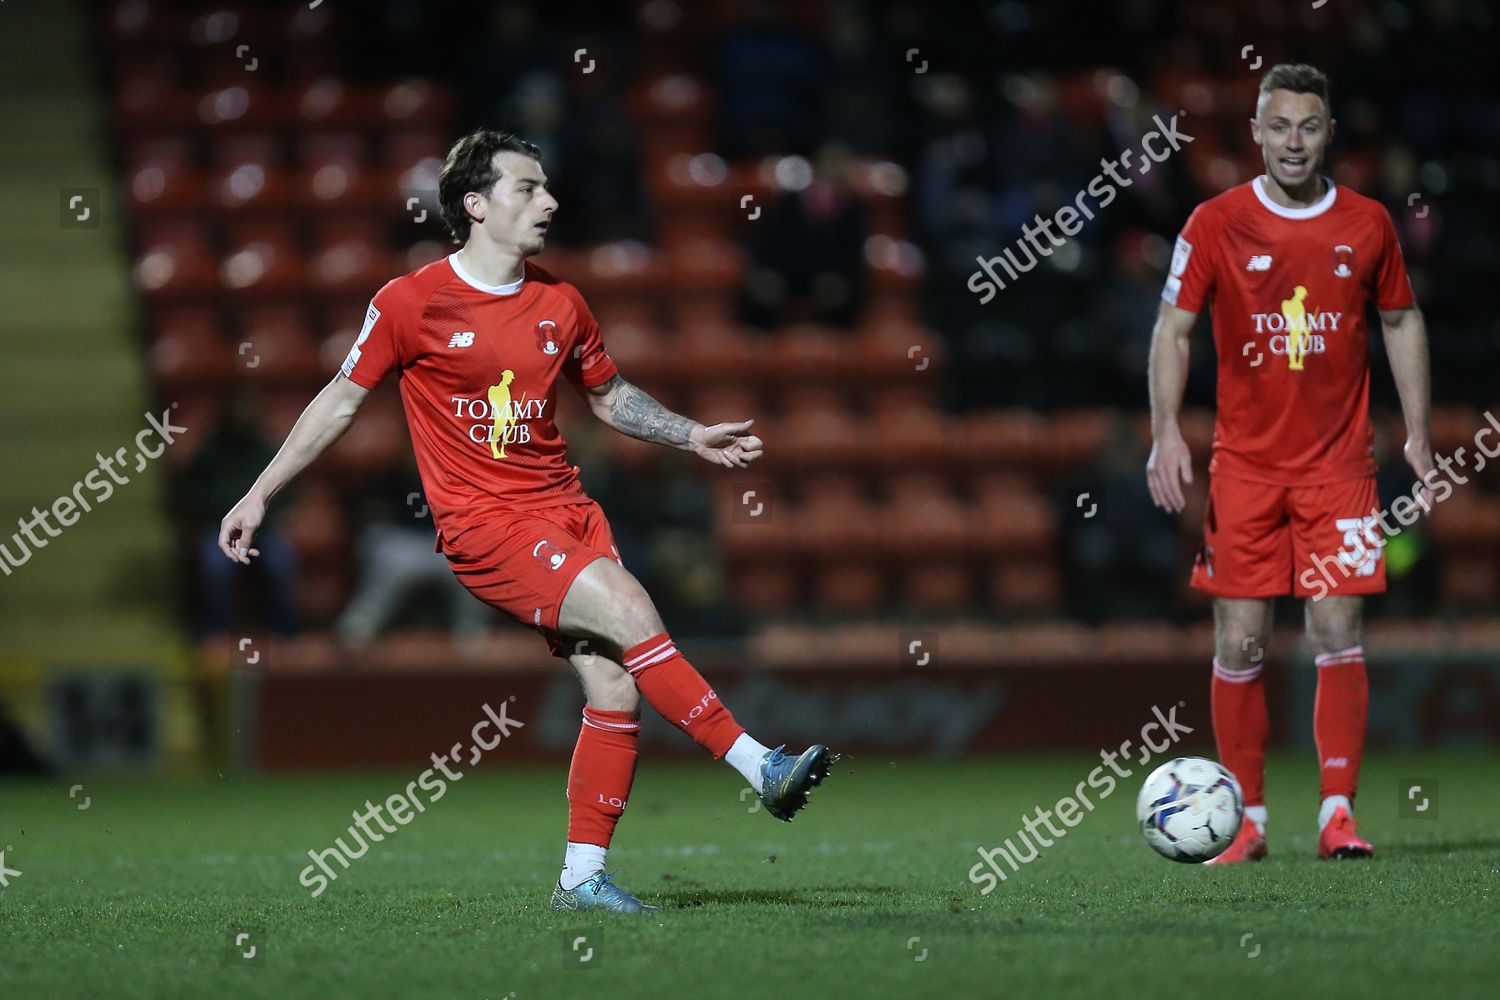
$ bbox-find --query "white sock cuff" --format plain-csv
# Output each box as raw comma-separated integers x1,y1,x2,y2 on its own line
1213,657,1262,683
1315,646,1364,668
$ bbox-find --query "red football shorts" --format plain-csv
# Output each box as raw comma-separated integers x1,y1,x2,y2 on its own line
439,499,623,654
1190,473,1386,599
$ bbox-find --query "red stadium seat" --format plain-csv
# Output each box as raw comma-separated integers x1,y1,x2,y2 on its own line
729,564,800,613
209,161,294,215
308,237,391,297
297,158,387,216
116,78,196,133
195,85,282,132
293,78,374,131
151,325,232,393
962,409,1046,470
987,561,1063,612
664,237,744,294
237,307,320,389
379,80,455,129
901,563,976,611
127,161,208,217
811,564,885,614
135,230,220,303
219,237,306,299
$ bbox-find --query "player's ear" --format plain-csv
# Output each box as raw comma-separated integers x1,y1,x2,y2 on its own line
465,191,486,225
1248,117,1261,145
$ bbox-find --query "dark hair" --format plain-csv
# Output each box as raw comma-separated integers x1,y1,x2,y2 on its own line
437,129,542,244
1258,64,1330,113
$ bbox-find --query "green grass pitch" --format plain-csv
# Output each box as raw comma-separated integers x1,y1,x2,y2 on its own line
1,751,1495,999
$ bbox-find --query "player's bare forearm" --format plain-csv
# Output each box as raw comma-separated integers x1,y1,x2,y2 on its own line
1147,302,1195,437
220,375,369,563
250,375,369,502
586,374,699,450
1145,302,1198,513
1380,305,1431,444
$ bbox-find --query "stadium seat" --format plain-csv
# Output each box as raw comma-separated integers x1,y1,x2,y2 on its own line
219,237,307,299
151,325,232,393
128,162,209,219
811,564,885,614
209,161,294,215
135,231,220,302
901,563,976,611
236,310,320,389
293,78,372,131
380,80,455,129
729,564,800,613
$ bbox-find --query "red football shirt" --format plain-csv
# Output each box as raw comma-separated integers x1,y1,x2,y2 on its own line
340,254,618,536
1163,176,1414,485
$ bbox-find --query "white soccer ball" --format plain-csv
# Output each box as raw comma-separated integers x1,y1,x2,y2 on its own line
1136,756,1244,863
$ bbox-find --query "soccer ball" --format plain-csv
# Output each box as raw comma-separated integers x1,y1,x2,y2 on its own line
1136,756,1244,863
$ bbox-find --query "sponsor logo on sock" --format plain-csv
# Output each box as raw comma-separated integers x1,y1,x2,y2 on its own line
679,690,718,727
1322,757,1348,768
596,793,627,811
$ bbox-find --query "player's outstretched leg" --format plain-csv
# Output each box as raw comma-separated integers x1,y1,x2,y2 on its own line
1205,598,1271,865
1308,598,1373,859
560,558,833,822
550,651,658,913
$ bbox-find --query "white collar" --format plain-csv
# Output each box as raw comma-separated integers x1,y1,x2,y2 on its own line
448,252,526,295
1252,174,1337,219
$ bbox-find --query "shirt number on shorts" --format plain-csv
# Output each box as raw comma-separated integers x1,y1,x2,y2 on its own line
1334,516,1382,577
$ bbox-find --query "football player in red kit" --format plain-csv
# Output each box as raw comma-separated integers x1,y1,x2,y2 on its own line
219,130,833,912
1146,65,1433,862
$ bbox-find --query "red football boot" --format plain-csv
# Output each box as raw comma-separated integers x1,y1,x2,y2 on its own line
1204,815,1267,865
1318,806,1373,859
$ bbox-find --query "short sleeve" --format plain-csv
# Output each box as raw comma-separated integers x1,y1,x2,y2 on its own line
1162,204,1216,313
562,289,618,389
1374,208,1415,311
339,281,405,389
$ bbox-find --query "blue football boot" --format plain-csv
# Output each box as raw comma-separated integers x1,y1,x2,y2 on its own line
758,744,835,821
550,871,660,914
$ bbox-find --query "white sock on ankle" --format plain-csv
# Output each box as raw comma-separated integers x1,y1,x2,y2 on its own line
1318,795,1351,831
1244,805,1268,835
560,841,608,890
725,732,773,794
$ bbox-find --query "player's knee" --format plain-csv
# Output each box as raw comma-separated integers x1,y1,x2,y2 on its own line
1306,615,1361,655
1216,630,1266,672
612,586,664,648
584,662,639,713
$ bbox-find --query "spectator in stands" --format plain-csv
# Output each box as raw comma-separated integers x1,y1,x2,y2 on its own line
741,143,869,328
714,0,829,158
176,395,300,637
336,463,492,650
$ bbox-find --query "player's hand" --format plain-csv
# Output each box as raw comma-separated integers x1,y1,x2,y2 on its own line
691,420,763,469
1146,428,1194,514
1404,435,1436,512
218,493,267,564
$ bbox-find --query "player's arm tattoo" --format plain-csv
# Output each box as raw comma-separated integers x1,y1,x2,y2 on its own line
593,374,697,448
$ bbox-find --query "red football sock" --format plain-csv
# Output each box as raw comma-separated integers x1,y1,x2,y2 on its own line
623,632,744,758
1314,646,1368,802
565,705,640,848
1211,657,1268,808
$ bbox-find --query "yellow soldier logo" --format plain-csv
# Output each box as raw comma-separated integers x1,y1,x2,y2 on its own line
488,370,516,459
1281,285,1310,371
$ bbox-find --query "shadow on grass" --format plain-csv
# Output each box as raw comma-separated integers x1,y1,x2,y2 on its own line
1388,837,1500,856
658,885,907,909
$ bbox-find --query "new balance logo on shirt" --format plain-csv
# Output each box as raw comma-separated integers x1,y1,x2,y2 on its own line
1246,254,1272,271
448,331,476,348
